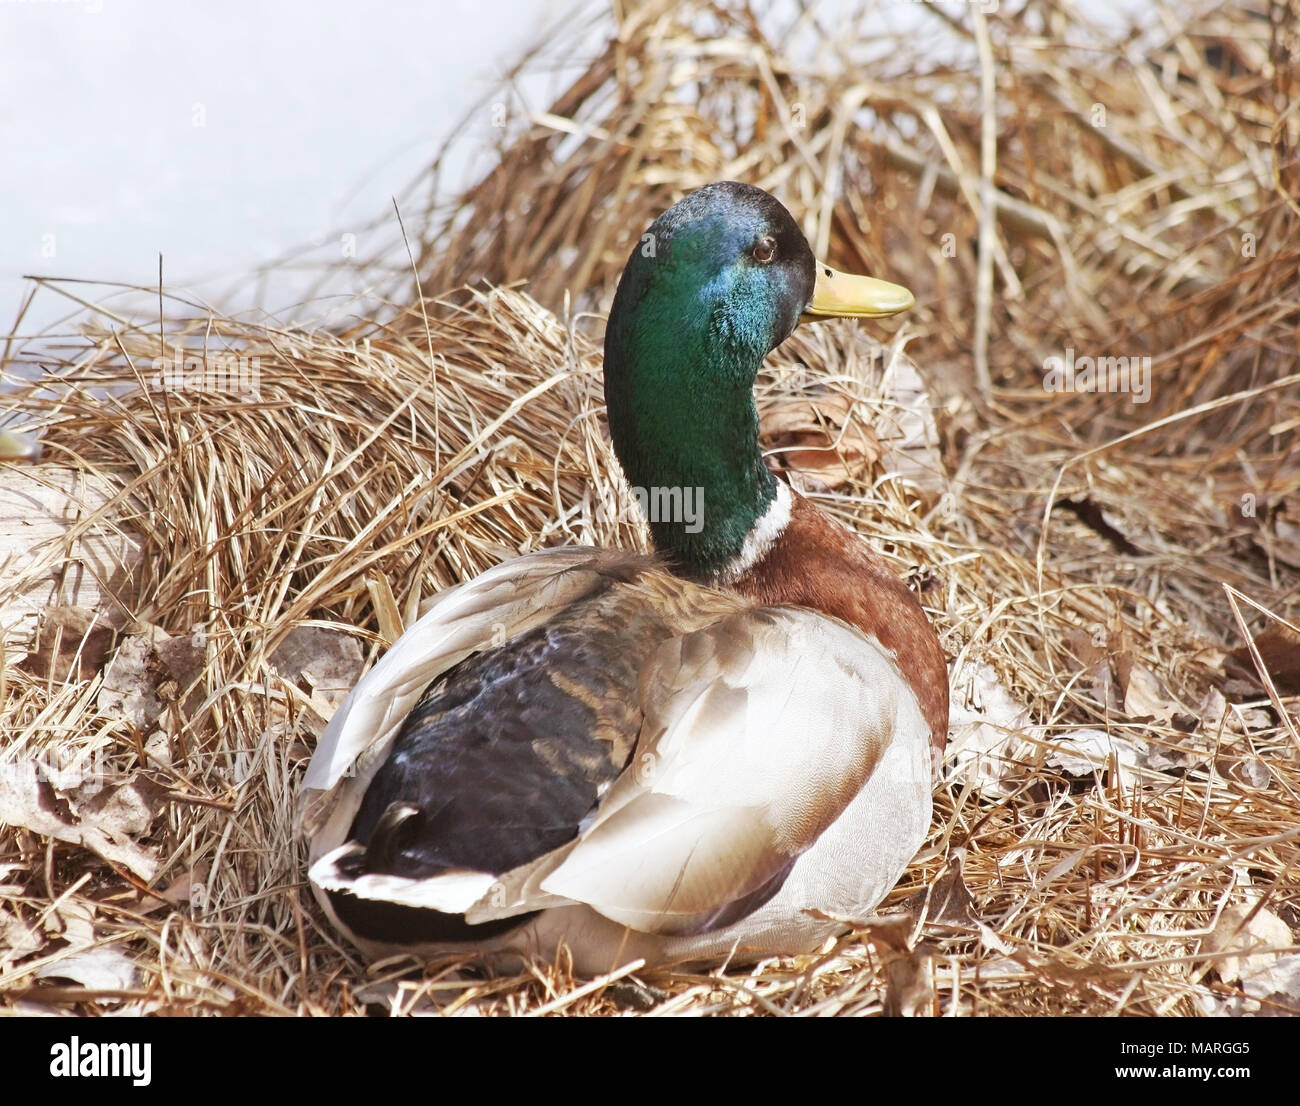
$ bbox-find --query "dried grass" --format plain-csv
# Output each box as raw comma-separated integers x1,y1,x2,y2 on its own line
1,0,1298,1016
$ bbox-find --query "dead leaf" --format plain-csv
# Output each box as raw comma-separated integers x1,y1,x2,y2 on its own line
1090,658,1122,714
875,341,947,499
1113,654,1178,723
143,730,172,768
98,623,205,731
883,947,935,1018
1062,628,1107,672
1205,904,1293,984
0,771,158,880
1047,725,1211,777
48,897,96,946
269,625,364,711
21,605,124,683
1233,757,1273,789
35,946,138,992
77,776,162,839
899,853,979,929
1198,686,1229,727
1274,513,1300,571
1047,728,1141,776
1230,705,1274,732
945,661,1034,796
760,390,880,489
0,907,43,971
1238,953,1300,1012
1226,624,1300,695
854,917,934,1018
113,867,207,918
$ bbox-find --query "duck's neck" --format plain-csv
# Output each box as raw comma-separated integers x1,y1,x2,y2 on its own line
604,317,789,582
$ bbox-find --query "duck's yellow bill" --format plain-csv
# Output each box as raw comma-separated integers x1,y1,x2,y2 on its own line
803,261,914,320
0,429,42,462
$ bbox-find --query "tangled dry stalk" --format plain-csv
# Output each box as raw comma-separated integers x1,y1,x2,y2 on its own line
1,0,1297,1016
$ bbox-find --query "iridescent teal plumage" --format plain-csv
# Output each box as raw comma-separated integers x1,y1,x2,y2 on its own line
603,182,816,578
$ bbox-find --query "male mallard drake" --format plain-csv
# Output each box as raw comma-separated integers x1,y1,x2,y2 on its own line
299,182,948,974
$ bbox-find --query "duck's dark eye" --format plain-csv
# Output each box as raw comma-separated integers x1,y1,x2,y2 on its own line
752,236,777,264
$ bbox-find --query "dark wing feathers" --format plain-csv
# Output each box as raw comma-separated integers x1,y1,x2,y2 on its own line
345,594,669,880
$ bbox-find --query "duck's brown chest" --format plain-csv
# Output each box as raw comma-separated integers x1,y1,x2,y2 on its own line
729,494,949,758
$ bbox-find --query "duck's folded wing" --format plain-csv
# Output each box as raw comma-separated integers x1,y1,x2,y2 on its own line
468,607,926,936
298,547,647,844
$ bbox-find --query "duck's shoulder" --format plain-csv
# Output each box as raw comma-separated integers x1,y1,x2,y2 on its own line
300,545,739,821
300,548,641,807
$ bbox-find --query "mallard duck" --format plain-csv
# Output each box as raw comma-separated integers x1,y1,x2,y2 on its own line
299,181,948,974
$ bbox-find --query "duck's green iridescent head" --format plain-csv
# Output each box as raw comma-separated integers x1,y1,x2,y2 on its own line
603,181,912,581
